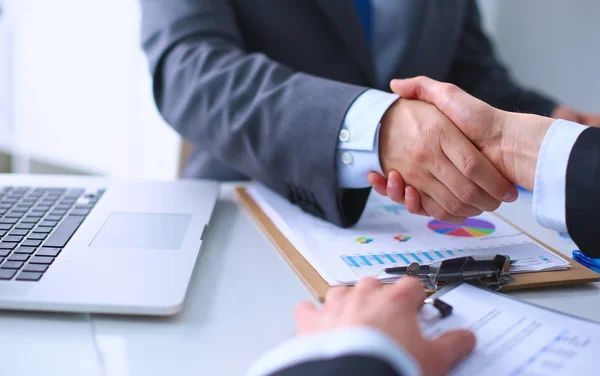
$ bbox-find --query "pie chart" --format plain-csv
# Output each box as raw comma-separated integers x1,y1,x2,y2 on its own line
427,218,495,237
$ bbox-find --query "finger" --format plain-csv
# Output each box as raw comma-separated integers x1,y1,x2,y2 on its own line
440,125,518,203
368,172,389,196
388,276,427,311
294,301,317,322
354,277,382,294
405,186,428,216
386,170,406,204
325,285,350,304
581,114,600,128
420,191,467,224
391,77,487,127
419,174,482,218
429,155,501,212
430,329,476,373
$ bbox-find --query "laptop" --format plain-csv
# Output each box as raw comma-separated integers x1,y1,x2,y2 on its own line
0,174,218,315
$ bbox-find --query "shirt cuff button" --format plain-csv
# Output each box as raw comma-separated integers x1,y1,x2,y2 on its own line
339,129,351,142
341,152,353,165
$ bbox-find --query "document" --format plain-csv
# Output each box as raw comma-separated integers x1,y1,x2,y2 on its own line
248,185,570,285
424,284,599,375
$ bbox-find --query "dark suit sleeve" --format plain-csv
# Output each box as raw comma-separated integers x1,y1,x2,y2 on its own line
139,0,370,227
448,0,557,116
566,127,600,258
265,355,403,376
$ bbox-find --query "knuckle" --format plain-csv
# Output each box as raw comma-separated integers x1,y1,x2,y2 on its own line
356,277,380,291
459,153,480,179
448,199,469,217
458,185,478,205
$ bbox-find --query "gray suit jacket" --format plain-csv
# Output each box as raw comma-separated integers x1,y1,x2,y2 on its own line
140,0,556,228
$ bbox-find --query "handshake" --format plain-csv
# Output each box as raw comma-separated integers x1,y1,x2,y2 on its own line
368,77,560,223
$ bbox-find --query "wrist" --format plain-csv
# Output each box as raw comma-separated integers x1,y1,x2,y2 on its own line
499,112,553,190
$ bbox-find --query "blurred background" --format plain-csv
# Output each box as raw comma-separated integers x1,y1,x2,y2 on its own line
0,0,598,179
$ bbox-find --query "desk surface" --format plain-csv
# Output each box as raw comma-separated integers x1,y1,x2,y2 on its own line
2,184,600,376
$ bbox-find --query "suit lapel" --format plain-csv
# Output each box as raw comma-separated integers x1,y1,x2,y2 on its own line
316,0,376,85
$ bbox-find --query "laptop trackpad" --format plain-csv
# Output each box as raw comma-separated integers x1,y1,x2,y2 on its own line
90,212,192,250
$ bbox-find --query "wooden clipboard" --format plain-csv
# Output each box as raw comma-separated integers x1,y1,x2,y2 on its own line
235,187,600,301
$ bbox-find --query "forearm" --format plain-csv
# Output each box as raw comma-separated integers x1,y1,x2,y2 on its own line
141,0,372,226
498,112,554,190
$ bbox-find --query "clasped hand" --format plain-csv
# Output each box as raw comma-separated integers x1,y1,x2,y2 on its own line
372,76,557,221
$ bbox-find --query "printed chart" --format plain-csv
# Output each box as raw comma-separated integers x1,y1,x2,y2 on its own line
428,218,496,238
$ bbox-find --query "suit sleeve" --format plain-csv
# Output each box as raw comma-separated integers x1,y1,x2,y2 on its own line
448,0,557,116
263,356,403,376
140,0,370,227
565,127,600,258
247,327,418,376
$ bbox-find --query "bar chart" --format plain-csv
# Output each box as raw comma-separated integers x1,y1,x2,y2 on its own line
340,249,465,277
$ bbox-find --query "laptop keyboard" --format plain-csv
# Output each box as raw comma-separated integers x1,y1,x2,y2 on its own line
0,186,105,282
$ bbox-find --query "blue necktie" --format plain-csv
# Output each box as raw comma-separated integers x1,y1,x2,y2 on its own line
353,0,372,44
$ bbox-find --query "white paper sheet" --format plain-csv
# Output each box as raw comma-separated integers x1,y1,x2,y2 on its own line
424,284,600,375
248,185,570,285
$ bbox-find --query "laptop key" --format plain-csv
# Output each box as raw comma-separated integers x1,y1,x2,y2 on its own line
33,226,53,233
43,215,84,248
21,216,41,223
39,220,58,227
9,229,29,236
50,210,67,216
22,240,42,247
28,233,46,240
0,224,12,230
16,272,43,281
1,261,24,269
0,218,18,224
5,211,25,218
0,230,6,237
45,215,62,221
0,242,16,250
0,250,10,257
14,246,36,254
29,256,54,265
36,248,61,257
70,209,91,216
65,188,85,197
0,269,16,280
15,223,35,230
8,254,29,262
23,264,48,273
3,236,23,243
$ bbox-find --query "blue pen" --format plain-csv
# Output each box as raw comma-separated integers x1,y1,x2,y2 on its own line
572,250,600,274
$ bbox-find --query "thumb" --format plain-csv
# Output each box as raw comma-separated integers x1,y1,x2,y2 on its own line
429,330,476,374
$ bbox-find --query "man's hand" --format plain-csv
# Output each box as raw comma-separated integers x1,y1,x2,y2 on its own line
370,77,555,216
378,98,518,223
553,105,600,128
295,277,476,376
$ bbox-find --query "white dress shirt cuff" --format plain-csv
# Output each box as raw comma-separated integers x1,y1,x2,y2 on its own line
533,119,587,232
247,326,420,376
337,90,399,188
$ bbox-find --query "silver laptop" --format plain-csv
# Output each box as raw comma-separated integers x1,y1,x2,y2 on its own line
0,174,218,315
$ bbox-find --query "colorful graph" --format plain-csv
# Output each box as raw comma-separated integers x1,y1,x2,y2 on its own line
355,237,373,244
427,218,496,238
393,235,411,242
341,249,464,269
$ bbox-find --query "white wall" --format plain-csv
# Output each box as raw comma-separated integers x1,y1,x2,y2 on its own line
478,0,600,112
2,0,180,179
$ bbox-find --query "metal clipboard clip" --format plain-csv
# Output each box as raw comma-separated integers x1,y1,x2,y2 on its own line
384,254,515,291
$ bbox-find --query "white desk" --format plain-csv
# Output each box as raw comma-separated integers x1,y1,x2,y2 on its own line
2,185,600,376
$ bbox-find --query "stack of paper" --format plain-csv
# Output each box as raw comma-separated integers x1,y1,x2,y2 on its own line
423,284,599,375
248,185,570,285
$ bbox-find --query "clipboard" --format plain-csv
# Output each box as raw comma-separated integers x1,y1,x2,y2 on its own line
235,187,600,300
